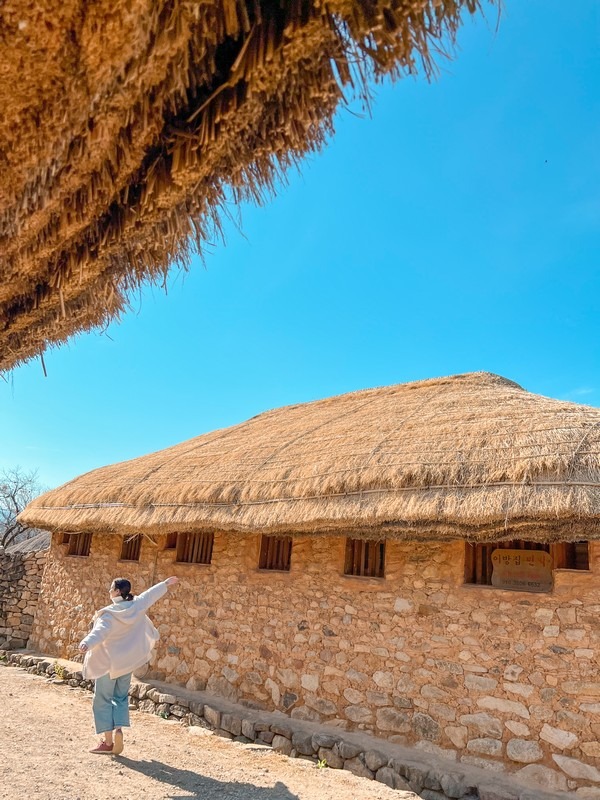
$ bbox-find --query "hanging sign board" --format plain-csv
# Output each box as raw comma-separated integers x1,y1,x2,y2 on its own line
491,549,553,593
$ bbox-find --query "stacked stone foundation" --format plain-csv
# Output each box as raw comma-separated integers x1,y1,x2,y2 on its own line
0,548,46,649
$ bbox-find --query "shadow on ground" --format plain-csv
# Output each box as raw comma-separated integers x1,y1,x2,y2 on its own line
116,755,300,799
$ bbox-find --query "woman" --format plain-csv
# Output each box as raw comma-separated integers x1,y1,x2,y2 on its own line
79,575,179,754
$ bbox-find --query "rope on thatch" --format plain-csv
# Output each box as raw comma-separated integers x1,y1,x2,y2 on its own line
20,372,600,542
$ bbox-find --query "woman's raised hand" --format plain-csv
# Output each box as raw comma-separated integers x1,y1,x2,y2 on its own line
78,642,88,653
165,576,179,587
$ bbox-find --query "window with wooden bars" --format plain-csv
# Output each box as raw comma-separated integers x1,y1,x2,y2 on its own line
258,536,292,571
67,532,92,557
344,538,386,578
61,533,71,544
176,532,214,565
465,540,589,587
165,532,178,549
120,534,142,561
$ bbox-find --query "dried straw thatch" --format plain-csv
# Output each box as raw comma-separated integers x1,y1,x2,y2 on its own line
21,373,600,542
0,0,493,372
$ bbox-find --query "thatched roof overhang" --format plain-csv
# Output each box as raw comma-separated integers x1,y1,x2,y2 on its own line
0,0,494,371
21,373,600,542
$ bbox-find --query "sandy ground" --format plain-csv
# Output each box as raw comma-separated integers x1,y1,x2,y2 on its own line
0,665,418,800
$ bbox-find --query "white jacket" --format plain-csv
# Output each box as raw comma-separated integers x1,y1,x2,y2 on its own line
80,581,168,680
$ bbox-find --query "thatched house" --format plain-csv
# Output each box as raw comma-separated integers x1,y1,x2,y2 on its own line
0,0,494,372
21,373,600,791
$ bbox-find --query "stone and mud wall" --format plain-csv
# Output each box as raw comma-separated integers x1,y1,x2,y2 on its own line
30,532,600,794
0,547,46,649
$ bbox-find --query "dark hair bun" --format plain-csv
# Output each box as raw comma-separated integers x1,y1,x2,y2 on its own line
113,577,134,601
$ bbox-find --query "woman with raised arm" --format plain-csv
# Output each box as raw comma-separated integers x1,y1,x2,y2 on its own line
79,575,179,755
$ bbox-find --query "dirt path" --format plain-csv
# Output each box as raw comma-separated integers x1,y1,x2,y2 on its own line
0,665,417,800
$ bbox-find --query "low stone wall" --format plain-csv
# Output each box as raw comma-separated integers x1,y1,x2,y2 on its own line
0,548,46,649
1,651,569,800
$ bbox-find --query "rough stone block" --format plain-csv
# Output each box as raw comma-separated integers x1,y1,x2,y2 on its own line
203,705,221,729
291,731,314,755
312,732,341,749
506,739,543,764
540,723,578,749
318,747,343,769
220,713,242,736
253,722,271,732
272,734,293,755
241,719,256,740
344,705,373,723
336,740,362,760
553,754,600,781
375,767,411,790
390,760,428,793
188,701,204,716
304,696,337,716
412,713,441,742
440,773,477,799
270,721,294,738
516,764,568,792
477,697,530,719
343,757,373,779
467,738,503,757
376,707,410,732
363,749,387,772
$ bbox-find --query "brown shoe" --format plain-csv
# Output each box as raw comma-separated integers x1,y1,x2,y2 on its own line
90,740,113,754
112,730,124,756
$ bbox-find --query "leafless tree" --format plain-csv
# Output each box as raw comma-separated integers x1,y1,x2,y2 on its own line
0,467,43,548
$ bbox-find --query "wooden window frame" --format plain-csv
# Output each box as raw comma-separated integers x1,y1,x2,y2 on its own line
344,538,386,578
175,532,214,565
165,532,178,550
67,532,92,557
120,534,142,562
258,535,292,572
465,539,590,588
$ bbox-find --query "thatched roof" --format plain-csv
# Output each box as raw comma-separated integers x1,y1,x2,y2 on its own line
21,373,600,542
5,530,50,554
0,0,493,372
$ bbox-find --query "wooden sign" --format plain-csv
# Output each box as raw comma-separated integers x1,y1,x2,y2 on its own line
491,549,553,593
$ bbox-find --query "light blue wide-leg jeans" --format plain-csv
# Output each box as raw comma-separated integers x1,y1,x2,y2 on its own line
92,672,132,734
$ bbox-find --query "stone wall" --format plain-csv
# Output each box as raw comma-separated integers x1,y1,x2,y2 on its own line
2,651,570,800
0,547,46,648
30,531,600,794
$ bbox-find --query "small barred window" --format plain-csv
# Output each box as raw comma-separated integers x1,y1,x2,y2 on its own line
258,536,292,571
344,538,385,578
176,532,214,564
67,532,92,557
120,534,142,561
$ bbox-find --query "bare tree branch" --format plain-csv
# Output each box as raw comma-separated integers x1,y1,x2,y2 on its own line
0,467,44,548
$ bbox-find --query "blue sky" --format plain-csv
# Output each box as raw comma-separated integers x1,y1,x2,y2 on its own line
2,0,599,491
